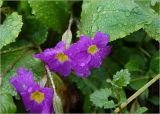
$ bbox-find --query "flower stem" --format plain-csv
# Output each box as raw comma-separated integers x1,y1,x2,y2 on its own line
114,74,160,113
38,46,63,113
45,65,56,91
45,65,63,113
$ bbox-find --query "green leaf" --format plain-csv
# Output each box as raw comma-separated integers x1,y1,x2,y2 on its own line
149,51,160,74
0,0,3,7
23,16,48,45
112,69,131,87
83,95,94,113
148,95,159,105
0,94,16,113
18,1,32,15
105,58,121,75
130,100,140,113
111,45,139,65
0,12,23,49
139,89,149,100
134,0,159,40
129,74,149,90
81,0,152,41
139,89,149,104
0,49,45,96
151,0,160,6
68,75,93,95
68,66,111,95
124,30,148,42
135,107,148,114
1,40,33,54
125,55,146,73
90,88,115,109
28,0,69,33
134,0,156,14
144,15,160,41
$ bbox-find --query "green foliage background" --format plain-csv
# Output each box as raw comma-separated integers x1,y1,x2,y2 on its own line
0,0,159,113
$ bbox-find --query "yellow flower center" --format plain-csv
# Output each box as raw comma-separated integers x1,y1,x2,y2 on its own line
30,90,44,104
88,45,98,55
55,52,68,63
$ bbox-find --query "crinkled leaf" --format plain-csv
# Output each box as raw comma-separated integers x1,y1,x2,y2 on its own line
112,69,131,87
23,16,48,45
134,0,156,14
134,0,160,40
0,94,16,113
81,0,152,41
90,88,115,108
0,49,45,96
28,0,69,33
103,101,115,109
144,15,160,41
0,12,23,49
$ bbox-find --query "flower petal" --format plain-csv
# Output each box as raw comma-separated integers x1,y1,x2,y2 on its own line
57,61,71,76
73,64,91,77
89,53,102,68
10,67,36,93
54,41,65,51
98,46,112,59
93,31,109,48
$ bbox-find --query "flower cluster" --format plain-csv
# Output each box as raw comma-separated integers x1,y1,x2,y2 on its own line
34,32,111,77
10,67,54,113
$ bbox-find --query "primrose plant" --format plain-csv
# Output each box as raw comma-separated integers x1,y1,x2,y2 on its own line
10,32,111,113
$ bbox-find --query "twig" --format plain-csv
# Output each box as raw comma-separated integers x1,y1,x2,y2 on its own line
114,74,160,113
138,47,151,58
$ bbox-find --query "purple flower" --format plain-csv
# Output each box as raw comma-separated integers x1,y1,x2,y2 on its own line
10,67,54,113
34,41,71,76
68,31,111,77
21,84,53,113
10,67,36,93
